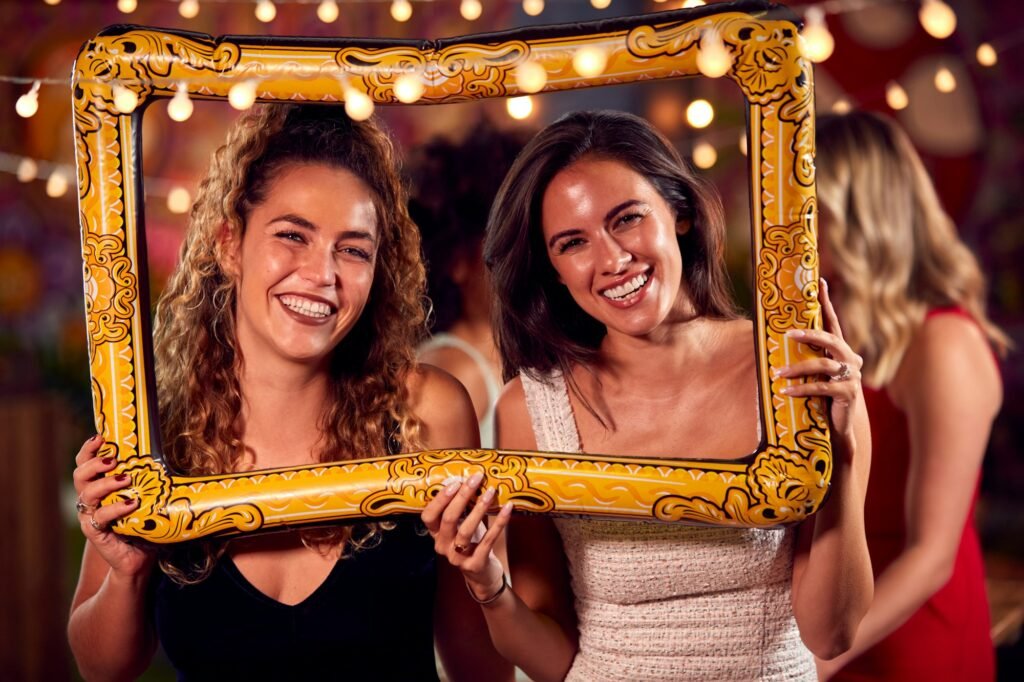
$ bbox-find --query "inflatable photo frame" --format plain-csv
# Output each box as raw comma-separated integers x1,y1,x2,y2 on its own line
74,0,827,543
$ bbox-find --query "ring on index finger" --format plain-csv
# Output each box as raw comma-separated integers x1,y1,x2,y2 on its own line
829,361,851,382
76,497,96,515
89,516,106,532
454,542,473,555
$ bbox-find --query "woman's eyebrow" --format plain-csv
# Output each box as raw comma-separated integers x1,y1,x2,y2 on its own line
270,213,377,243
603,199,643,223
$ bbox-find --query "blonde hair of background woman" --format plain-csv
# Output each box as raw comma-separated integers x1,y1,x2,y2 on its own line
815,111,1010,388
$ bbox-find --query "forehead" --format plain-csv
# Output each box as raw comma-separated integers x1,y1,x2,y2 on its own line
541,157,663,232
258,162,379,229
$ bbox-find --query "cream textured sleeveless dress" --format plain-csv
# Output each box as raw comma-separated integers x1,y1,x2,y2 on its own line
520,371,815,682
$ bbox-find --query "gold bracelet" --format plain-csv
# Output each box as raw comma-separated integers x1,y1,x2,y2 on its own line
466,573,508,605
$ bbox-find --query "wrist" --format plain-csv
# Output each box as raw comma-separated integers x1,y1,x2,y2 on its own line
465,572,508,606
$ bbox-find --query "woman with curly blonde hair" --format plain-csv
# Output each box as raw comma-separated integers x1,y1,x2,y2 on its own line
68,104,510,681
813,111,1008,681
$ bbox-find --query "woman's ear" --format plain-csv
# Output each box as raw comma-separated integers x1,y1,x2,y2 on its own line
676,218,692,236
217,223,241,278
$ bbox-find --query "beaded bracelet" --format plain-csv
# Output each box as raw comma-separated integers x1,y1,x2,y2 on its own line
466,573,509,605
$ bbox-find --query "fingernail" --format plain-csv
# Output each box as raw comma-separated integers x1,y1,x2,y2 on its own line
124,498,137,506
482,487,496,503
115,473,128,482
821,278,829,292
786,329,805,339
500,502,514,516
445,481,462,496
102,456,114,465
88,434,99,442
468,472,484,488
779,386,793,395
772,367,789,379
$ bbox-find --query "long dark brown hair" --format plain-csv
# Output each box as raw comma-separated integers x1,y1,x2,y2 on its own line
485,109,737,384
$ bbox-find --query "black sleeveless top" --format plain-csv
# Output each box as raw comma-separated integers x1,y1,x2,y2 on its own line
153,519,439,681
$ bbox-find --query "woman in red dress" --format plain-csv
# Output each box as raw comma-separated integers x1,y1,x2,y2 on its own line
814,111,1010,681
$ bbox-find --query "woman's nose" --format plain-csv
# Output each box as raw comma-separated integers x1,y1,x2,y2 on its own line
597,233,632,275
298,245,337,286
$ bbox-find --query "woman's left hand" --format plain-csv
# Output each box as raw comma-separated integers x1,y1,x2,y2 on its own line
774,278,864,450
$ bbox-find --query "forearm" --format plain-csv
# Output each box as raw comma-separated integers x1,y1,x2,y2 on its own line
68,570,156,681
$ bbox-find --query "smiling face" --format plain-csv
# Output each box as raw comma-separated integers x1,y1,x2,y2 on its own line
227,162,379,369
541,156,689,339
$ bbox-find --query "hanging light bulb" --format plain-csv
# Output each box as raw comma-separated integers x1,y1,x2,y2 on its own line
506,96,534,120
16,158,38,183
572,46,608,78
515,60,547,94
801,7,835,63
685,99,714,128
391,0,413,22
522,0,544,16
16,81,41,118
934,65,956,93
179,0,200,18
831,99,851,114
255,0,276,22
46,169,68,198
112,84,138,114
683,0,706,7
697,29,732,78
317,0,339,23
117,0,137,14
692,141,717,170
885,81,908,110
738,133,748,157
167,186,192,215
460,0,482,20
167,82,194,122
44,0,62,6
590,0,611,9
228,79,259,110
393,73,424,103
976,43,997,67
919,0,956,39
342,82,375,121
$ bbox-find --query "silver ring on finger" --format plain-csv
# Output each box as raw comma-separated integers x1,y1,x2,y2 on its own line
829,361,851,382
76,497,96,515
89,516,106,532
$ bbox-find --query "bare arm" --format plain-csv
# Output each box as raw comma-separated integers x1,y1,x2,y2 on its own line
817,313,1001,678
67,437,159,682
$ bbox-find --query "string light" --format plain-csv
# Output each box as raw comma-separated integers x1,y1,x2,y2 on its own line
178,0,199,18
686,98,714,128
16,158,38,183
43,0,61,6
522,0,544,16
112,84,138,114
391,0,413,22
885,81,908,110
976,43,997,67
590,0,611,9
515,60,547,93
228,79,259,110
393,73,424,103
167,82,194,122
832,99,851,114
572,46,607,78
919,0,956,40
506,95,533,119
167,186,192,214
317,0,339,23
801,7,835,63
683,1,707,7
117,0,137,14
16,81,41,118
697,29,732,78
45,169,68,198
341,81,375,120
692,141,717,169
255,0,276,23
460,0,482,21
934,65,956,93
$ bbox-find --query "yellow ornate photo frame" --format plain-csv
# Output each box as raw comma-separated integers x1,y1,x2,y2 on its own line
74,0,826,544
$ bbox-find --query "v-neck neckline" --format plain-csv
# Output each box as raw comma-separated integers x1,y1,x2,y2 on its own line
222,554,346,610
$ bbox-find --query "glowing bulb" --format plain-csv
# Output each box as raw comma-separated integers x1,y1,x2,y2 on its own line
112,84,138,114
15,81,40,118
692,141,717,169
686,99,714,128
831,99,851,114
522,0,544,16
738,133,748,157
590,0,611,9
683,1,706,7
179,0,199,18
801,7,835,63
317,0,339,22
460,0,482,20
393,74,424,103
572,46,607,78
117,0,137,14
976,43,997,67
44,0,61,5
697,29,732,78
391,0,412,22
343,86,375,121
934,66,956,93
506,96,533,120
885,81,908,110
167,82,194,122
919,0,956,39
228,79,258,110
46,170,68,198
255,0,276,22
515,61,547,94
16,158,38,183
167,186,192,214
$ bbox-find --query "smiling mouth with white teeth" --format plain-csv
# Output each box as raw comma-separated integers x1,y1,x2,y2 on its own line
601,271,650,301
279,294,336,320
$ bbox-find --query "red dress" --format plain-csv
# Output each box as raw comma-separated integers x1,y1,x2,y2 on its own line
834,308,995,681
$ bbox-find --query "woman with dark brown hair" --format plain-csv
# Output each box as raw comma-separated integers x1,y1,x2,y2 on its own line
423,110,874,681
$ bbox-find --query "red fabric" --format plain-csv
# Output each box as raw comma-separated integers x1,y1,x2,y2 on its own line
834,308,995,681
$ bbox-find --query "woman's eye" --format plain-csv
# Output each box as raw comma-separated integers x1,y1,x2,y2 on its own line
276,231,305,243
557,237,585,254
339,246,372,261
615,212,645,228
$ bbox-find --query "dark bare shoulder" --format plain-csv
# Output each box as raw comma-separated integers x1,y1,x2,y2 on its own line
406,363,479,449
494,375,539,451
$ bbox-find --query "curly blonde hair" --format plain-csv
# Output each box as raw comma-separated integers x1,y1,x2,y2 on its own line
153,104,427,581
816,112,1009,387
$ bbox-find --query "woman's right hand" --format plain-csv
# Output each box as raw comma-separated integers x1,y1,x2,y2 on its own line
421,472,514,601
73,436,155,578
